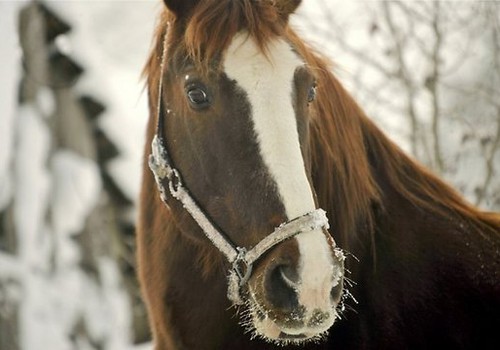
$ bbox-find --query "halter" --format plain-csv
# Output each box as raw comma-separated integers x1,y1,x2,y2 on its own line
148,30,330,305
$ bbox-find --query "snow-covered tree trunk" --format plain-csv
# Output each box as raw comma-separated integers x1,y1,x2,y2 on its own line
0,2,147,349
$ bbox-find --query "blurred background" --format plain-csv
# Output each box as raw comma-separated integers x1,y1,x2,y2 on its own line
0,0,498,349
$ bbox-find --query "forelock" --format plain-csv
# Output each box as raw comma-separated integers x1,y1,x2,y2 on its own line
179,0,287,70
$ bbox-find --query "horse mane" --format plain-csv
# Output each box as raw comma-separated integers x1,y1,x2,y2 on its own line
143,0,288,77
294,34,500,248
143,2,500,256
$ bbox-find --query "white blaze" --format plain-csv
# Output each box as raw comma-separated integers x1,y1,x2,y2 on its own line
224,33,337,321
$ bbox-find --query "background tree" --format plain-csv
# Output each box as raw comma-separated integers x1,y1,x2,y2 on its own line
298,0,500,209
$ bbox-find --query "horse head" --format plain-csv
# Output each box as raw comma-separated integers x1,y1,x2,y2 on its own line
148,0,345,344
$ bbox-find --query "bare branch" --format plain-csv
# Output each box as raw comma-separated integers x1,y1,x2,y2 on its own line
427,1,444,172
476,111,500,206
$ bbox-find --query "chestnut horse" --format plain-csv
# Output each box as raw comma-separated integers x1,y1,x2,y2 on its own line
137,1,500,349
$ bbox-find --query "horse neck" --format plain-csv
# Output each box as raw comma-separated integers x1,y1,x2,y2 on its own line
309,76,500,275
320,112,500,348
361,114,500,235
354,113,500,295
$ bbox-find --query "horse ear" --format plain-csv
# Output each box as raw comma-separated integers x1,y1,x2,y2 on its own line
163,0,199,18
275,0,302,21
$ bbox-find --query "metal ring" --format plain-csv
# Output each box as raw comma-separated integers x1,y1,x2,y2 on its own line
232,248,253,287
168,168,183,195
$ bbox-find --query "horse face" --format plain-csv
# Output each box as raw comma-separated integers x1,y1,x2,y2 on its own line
160,31,344,344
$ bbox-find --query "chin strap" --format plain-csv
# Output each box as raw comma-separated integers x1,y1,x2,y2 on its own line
149,135,330,305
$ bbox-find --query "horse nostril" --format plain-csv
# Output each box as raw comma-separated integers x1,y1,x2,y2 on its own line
278,264,299,289
265,263,300,310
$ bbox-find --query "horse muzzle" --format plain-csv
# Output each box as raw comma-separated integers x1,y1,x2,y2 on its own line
245,231,345,345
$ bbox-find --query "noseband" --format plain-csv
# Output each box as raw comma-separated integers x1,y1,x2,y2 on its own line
148,31,330,305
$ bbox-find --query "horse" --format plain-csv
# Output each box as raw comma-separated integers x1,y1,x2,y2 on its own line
137,1,500,349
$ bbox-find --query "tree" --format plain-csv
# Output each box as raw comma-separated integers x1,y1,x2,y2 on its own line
0,3,148,349
298,0,500,209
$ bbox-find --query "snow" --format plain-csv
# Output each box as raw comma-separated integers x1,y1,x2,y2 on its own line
44,0,160,203
1,2,154,348
0,0,27,211
130,343,153,350
20,262,131,350
14,106,52,267
50,150,101,265
36,86,56,118
8,107,132,350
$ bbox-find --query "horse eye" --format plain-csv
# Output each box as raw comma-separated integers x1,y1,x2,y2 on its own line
307,84,317,103
186,87,210,108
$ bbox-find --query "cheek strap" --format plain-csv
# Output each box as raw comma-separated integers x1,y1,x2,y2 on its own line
149,135,332,305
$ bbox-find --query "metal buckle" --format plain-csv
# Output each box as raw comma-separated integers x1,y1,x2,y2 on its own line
232,247,253,287
167,168,182,196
